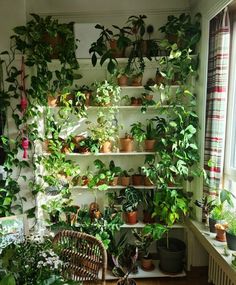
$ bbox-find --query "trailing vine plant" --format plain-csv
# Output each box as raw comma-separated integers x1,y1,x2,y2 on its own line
0,14,82,221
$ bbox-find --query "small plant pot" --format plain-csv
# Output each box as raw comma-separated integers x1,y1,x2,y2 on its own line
131,97,142,106
144,94,154,101
120,138,134,152
132,174,143,186
209,217,223,233
100,141,112,153
109,39,124,58
125,211,138,225
121,176,130,186
144,139,156,151
144,176,154,186
143,210,155,224
131,75,143,86
141,257,155,271
47,95,58,107
109,176,119,186
84,91,91,106
215,227,226,242
226,231,236,250
117,75,129,86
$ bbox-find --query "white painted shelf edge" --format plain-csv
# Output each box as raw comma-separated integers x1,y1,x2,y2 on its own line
72,185,183,190
105,260,186,280
120,221,185,229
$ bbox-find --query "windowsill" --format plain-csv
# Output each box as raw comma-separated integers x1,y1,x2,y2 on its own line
186,219,236,277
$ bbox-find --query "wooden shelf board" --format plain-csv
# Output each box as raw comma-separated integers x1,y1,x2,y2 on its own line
105,260,186,280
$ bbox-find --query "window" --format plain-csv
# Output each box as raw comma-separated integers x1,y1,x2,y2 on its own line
224,8,236,197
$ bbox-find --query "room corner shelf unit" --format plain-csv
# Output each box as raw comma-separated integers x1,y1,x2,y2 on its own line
40,54,196,281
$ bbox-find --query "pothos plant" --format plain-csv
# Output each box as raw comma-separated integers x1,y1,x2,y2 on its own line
0,14,81,219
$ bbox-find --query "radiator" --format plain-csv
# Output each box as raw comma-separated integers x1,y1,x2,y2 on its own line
208,255,235,285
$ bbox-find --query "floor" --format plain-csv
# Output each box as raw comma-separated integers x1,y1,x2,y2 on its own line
106,267,211,285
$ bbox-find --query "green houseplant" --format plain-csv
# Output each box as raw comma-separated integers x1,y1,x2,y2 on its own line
225,211,236,250
159,13,201,51
120,186,141,225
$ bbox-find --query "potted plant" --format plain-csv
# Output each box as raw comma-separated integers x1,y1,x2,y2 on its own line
152,186,190,273
195,189,234,232
109,160,122,186
120,186,142,224
159,13,201,51
112,243,138,285
120,168,133,186
42,198,70,224
144,119,157,151
77,136,100,154
87,159,113,191
119,133,134,152
111,24,132,58
115,68,130,86
130,122,146,151
89,24,118,74
77,84,93,106
132,228,155,271
131,167,144,186
142,190,155,223
225,211,236,250
92,80,121,106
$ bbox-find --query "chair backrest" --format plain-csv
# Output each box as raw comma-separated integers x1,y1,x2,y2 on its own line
53,230,107,284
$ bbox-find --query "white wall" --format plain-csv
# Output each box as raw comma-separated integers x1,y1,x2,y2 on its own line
0,0,26,51
25,0,190,39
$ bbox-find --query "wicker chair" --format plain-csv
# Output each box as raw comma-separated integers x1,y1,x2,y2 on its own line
53,230,107,285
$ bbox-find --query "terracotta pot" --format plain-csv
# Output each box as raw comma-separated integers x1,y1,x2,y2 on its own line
131,75,143,86
131,97,142,106
100,141,112,153
120,138,134,152
84,91,91,106
215,227,226,242
43,33,63,59
121,176,130,186
144,176,154,186
117,75,129,86
144,139,156,151
132,174,143,186
141,257,155,271
215,223,228,242
109,39,124,58
47,95,58,107
155,73,165,85
144,94,154,101
125,211,138,225
143,210,155,224
109,176,119,186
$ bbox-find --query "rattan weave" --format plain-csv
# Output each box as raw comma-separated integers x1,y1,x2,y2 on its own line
53,230,107,285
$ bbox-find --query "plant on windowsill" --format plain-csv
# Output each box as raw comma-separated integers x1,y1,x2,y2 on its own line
195,189,235,233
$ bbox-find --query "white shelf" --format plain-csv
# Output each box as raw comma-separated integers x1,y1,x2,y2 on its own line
105,260,186,280
63,152,155,157
72,185,183,190
120,222,185,229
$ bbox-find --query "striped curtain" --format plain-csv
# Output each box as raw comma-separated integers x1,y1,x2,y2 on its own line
204,8,230,196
